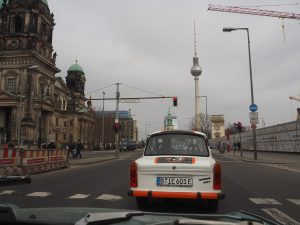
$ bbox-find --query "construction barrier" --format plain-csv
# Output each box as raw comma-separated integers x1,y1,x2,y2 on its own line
0,148,69,177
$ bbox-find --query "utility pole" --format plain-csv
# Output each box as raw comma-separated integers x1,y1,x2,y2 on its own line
102,92,105,150
115,83,120,157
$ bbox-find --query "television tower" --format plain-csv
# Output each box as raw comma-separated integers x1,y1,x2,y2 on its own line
190,20,202,130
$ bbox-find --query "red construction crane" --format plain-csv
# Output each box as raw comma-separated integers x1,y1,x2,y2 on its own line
208,4,300,20
208,4,300,42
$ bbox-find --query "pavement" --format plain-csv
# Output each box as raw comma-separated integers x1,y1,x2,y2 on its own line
68,149,142,166
212,148,300,174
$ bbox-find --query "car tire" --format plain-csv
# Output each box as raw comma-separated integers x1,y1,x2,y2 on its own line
136,197,148,210
206,199,219,212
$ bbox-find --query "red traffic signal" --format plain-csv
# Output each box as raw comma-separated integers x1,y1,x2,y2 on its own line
113,123,121,133
173,97,178,107
234,122,243,132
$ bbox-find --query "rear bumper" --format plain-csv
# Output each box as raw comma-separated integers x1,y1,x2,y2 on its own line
128,190,225,200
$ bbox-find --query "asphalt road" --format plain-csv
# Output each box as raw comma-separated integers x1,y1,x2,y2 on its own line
0,152,299,225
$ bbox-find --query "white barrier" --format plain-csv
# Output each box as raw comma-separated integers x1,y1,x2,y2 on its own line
209,121,300,153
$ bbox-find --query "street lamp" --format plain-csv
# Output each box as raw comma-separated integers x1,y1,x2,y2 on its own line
199,96,208,117
101,92,105,150
38,81,46,149
223,27,258,160
144,124,151,140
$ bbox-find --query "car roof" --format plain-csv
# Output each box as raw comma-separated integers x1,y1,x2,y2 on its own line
148,130,207,138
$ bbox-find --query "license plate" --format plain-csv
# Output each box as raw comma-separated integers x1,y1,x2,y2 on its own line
157,177,193,187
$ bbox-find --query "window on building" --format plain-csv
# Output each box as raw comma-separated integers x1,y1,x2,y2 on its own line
7,78,16,93
70,120,73,127
63,134,66,141
55,133,58,141
14,16,23,33
56,118,59,126
64,121,67,127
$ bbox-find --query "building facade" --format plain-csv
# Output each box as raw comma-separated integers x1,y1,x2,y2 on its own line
211,115,225,138
96,110,138,148
0,0,97,148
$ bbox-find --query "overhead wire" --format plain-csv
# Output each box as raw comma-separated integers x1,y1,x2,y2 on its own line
121,83,165,97
87,83,115,95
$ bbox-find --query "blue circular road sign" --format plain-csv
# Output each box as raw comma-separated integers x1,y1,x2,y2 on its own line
249,104,258,112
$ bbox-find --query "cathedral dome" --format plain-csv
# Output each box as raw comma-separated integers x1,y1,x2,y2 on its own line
67,61,85,75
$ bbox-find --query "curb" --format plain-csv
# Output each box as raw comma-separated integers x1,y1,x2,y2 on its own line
69,156,118,166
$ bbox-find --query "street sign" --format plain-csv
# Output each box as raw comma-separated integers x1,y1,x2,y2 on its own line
249,104,258,112
251,124,257,129
249,112,259,124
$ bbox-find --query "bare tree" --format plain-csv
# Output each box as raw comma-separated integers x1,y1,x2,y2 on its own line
188,113,212,138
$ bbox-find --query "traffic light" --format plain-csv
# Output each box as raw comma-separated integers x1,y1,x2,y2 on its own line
173,97,178,107
113,123,121,133
234,122,243,132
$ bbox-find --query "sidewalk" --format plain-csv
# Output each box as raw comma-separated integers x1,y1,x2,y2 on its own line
68,155,117,166
212,149,300,174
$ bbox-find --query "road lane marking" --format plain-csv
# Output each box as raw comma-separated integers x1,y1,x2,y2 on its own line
69,194,90,199
262,208,299,225
0,190,15,195
287,199,300,205
96,194,123,201
249,198,281,205
27,192,51,197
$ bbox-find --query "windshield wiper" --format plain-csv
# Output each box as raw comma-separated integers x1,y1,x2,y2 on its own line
239,210,282,225
75,211,143,225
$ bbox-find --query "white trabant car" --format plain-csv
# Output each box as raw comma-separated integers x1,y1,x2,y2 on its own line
128,130,224,212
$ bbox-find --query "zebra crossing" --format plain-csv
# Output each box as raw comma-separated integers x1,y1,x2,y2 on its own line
0,190,123,201
0,190,299,206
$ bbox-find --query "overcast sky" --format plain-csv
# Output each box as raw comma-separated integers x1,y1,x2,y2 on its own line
48,0,300,140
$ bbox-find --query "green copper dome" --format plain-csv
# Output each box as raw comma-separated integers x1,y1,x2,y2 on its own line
0,0,49,9
68,61,85,75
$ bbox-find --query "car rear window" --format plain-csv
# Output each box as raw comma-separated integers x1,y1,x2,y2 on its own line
144,134,209,157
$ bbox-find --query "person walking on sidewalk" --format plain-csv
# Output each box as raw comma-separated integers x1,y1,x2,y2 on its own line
75,140,83,159
237,141,243,157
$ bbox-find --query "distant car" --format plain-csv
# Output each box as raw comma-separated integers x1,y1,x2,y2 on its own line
119,140,137,151
128,130,224,212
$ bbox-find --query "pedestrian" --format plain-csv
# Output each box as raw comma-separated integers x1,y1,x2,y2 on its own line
47,140,56,149
75,140,83,159
237,142,241,151
233,142,237,156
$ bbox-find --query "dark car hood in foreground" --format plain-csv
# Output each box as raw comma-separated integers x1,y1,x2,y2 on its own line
0,204,280,225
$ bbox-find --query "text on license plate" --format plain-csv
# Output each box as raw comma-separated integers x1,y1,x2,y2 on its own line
157,177,193,187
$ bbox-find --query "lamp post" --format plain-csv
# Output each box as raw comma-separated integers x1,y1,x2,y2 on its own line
223,27,258,160
38,81,46,149
101,92,105,150
199,96,208,117
145,124,151,140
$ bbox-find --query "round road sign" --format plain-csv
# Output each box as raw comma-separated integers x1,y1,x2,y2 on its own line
249,104,258,112
251,124,257,129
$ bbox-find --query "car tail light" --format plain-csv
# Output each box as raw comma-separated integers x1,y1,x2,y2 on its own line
130,161,138,187
213,162,221,190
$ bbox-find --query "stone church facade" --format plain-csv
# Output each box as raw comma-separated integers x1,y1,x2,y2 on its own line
0,0,97,148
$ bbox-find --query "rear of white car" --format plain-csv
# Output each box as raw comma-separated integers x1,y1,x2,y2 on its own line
128,130,224,211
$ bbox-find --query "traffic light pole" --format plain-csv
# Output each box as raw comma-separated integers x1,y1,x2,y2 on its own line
115,83,120,158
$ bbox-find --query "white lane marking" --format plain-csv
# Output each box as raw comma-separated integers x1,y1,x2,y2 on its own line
249,198,281,205
0,190,15,195
27,192,51,197
287,199,300,205
262,208,299,225
96,194,123,201
69,194,90,199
